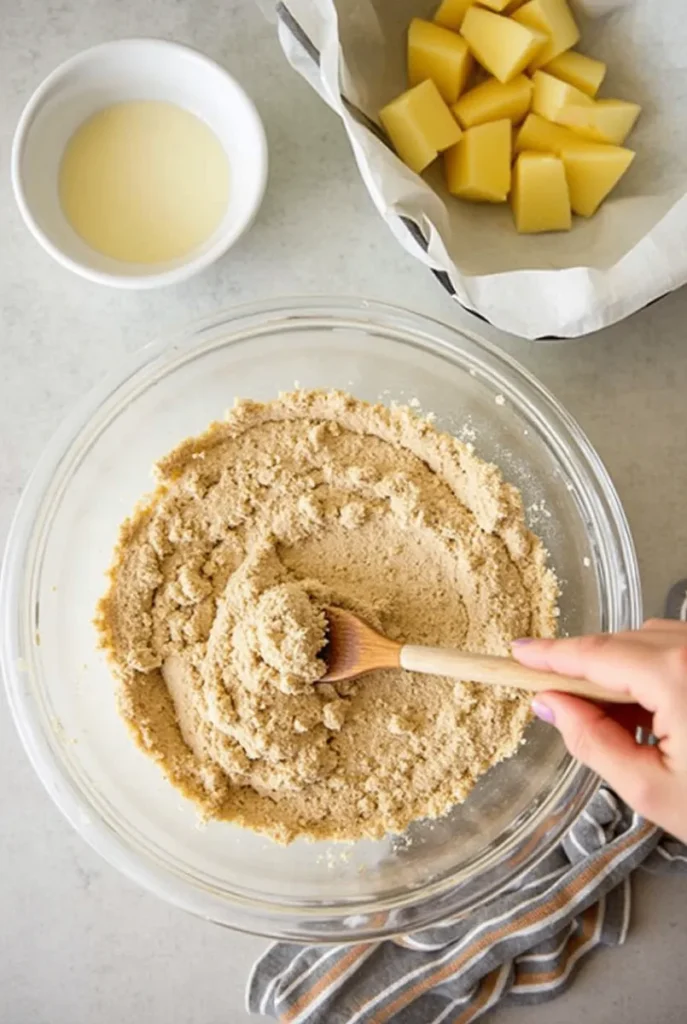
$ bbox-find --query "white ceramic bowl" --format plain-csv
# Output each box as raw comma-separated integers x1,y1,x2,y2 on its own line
11,39,268,289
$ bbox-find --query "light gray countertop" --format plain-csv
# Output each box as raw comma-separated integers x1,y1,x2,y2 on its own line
2,2,686,1022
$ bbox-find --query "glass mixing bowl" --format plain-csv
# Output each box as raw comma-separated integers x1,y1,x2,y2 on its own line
1,298,641,942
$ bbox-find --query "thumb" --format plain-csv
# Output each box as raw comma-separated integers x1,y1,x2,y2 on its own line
532,692,669,822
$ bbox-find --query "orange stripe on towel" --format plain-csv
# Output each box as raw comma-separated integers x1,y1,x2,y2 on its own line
368,822,653,1024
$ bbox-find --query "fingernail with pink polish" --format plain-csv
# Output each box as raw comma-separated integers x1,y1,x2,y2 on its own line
532,699,555,725
512,638,533,647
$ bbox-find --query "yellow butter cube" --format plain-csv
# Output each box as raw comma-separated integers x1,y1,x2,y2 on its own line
475,0,513,9
408,18,473,104
504,0,528,11
515,112,583,154
562,144,635,216
558,99,641,145
444,118,511,201
515,115,635,215
461,6,546,83
512,0,580,71
434,0,513,20
543,50,606,97
380,80,463,174
433,0,475,31
531,70,593,123
511,151,571,232
452,74,532,128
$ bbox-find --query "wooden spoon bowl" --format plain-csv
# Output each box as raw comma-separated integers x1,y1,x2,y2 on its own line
321,606,632,703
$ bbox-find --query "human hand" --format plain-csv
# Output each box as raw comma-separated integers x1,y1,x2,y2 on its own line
512,620,687,842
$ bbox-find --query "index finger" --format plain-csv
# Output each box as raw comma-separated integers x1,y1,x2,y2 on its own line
512,633,687,714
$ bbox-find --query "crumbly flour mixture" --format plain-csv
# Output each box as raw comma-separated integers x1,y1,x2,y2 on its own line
97,390,557,843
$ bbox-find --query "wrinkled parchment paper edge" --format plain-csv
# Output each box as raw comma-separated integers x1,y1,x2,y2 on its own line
274,0,687,339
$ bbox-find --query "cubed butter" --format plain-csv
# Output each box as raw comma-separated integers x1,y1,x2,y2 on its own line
511,151,571,232
433,0,475,31
557,98,641,145
452,74,532,128
543,50,606,97
380,80,463,174
460,7,546,83
531,70,593,122
408,19,473,104
474,0,513,9
434,0,512,24
444,118,511,201
515,112,583,154
515,115,635,215
512,0,580,71
562,144,635,216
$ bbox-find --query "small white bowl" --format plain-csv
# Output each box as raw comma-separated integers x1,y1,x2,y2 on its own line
11,39,268,289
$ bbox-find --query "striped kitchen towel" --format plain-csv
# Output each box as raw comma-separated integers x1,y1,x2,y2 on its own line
248,788,687,1023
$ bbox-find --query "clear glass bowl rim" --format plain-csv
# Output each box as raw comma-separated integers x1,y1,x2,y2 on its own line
0,296,642,942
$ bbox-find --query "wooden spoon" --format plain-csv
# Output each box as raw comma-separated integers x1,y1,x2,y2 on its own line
321,606,632,704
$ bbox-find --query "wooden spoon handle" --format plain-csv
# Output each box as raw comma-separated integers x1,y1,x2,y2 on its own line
400,645,633,704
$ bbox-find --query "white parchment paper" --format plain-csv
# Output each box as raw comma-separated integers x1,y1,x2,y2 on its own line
275,0,687,338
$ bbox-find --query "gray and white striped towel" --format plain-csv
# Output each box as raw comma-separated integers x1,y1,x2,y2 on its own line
248,789,687,1023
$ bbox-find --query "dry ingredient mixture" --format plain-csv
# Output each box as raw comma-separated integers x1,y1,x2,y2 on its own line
97,390,558,843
